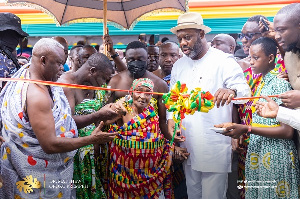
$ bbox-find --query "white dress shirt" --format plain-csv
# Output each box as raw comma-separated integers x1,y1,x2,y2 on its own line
168,47,250,172
276,106,300,131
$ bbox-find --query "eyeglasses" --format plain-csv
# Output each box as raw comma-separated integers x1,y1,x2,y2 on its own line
238,33,261,40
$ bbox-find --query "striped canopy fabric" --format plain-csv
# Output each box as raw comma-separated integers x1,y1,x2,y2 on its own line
0,0,298,36
6,0,187,29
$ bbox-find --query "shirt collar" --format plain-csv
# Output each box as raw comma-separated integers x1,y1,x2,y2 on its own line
262,72,276,84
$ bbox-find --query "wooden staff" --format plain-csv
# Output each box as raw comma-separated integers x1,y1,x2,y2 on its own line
103,0,109,56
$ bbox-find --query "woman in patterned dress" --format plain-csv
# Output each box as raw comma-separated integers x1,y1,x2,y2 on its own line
218,37,299,198
106,78,173,199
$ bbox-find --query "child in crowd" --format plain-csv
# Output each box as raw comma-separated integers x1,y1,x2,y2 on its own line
107,78,172,198
217,37,300,198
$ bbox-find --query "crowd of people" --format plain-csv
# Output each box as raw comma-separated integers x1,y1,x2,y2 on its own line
0,2,299,199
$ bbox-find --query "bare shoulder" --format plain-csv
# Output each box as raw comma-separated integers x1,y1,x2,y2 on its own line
109,70,127,88
152,69,162,78
145,72,168,92
27,84,53,112
58,72,73,84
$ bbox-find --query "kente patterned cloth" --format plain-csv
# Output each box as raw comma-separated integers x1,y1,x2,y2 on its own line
73,89,108,199
163,74,171,89
108,103,173,199
245,72,300,199
237,55,286,199
0,65,78,199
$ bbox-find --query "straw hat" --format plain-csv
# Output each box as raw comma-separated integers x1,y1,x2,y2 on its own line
170,12,211,34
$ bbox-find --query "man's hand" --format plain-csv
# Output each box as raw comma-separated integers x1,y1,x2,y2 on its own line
231,138,244,153
214,122,235,128
258,19,275,39
167,119,185,143
110,98,127,116
97,103,126,122
174,146,190,162
173,132,186,143
254,96,279,118
214,88,235,108
103,34,115,56
91,121,118,144
222,124,248,139
279,90,300,109
277,71,289,81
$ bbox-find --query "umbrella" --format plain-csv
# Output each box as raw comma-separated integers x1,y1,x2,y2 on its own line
6,0,188,30
6,0,187,54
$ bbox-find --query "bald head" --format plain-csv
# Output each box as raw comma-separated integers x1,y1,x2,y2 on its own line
85,52,113,72
31,38,65,81
79,53,114,87
274,3,300,51
211,34,236,54
32,38,64,57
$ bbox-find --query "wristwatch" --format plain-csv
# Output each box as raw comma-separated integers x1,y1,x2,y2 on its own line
111,53,119,59
247,125,252,136
230,88,237,97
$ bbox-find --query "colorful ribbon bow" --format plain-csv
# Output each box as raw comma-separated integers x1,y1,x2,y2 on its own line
162,81,214,144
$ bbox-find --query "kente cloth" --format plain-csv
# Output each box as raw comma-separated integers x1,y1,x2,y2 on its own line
245,72,300,199
73,89,108,199
163,74,171,89
237,67,262,198
108,104,173,199
0,65,78,199
237,57,286,199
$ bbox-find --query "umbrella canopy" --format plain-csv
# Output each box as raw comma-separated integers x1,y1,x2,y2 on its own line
6,0,187,29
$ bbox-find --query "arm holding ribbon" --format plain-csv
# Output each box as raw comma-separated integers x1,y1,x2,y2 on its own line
215,56,251,107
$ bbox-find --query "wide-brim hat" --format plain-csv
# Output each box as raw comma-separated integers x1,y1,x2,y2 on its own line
170,12,211,34
0,13,28,37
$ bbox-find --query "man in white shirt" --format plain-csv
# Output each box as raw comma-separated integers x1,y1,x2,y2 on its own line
168,12,250,198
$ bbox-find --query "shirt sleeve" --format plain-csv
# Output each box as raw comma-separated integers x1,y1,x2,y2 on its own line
276,106,300,131
222,56,251,104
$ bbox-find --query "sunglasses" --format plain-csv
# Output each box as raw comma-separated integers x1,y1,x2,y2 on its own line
238,33,261,40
